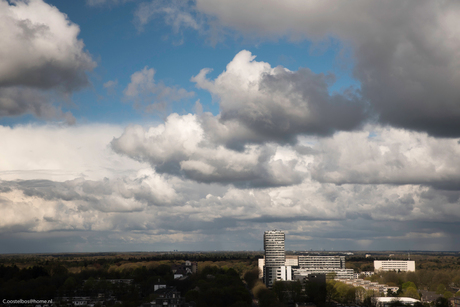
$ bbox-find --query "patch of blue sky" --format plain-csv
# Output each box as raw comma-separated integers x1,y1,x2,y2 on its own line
43,0,361,125
368,131,378,139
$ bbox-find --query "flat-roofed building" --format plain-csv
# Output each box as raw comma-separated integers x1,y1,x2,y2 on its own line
298,255,345,269
264,230,285,267
374,297,420,307
258,255,298,278
374,260,415,272
263,230,290,287
294,268,354,279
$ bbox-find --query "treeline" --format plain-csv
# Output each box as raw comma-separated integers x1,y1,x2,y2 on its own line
327,279,456,307
0,261,255,307
243,268,327,307
0,252,262,265
0,263,176,305
347,255,460,272
184,266,252,307
0,252,262,275
365,270,460,295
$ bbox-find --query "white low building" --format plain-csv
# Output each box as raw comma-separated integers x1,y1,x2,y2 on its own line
374,297,420,307
259,255,298,279
374,260,415,272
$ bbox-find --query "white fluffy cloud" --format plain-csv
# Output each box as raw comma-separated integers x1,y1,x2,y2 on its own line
0,0,95,121
2,119,460,251
311,127,460,189
138,0,460,137
4,0,460,250
112,113,306,187
192,50,365,146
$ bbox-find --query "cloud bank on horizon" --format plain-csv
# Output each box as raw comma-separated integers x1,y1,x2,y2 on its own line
0,0,460,253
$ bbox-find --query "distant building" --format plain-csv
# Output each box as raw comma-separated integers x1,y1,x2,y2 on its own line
374,260,415,272
374,297,420,307
107,279,133,285
419,290,442,303
258,255,297,279
298,255,345,269
172,260,197,279
260,254,354,280
336,278,399,296
263,230,291,287
294,255,354,279
264,230,285,267
450,296,460,307
355,271,374,279
150,287,192,307
262,230,358,285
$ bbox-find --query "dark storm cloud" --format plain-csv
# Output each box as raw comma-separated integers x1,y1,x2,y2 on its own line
191,0,460,138
0,0,95,120
192,51,367,147
230,68,365,139
0,87,76,124
352,2,460,137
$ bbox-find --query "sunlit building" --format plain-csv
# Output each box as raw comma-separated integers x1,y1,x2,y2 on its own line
374,260,415,272
263,230,291,287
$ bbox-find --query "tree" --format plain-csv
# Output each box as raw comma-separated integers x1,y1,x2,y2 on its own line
258,288,282,307
444,291,453,299
83,277,97,296
272,280,302,304
253,281,267,299
453,276,460,288
402,282,417,290
402,287,420,300
436,284,447,295
356,286,366,303
306,280,327,306
326,281,337,303
243,268,259,289
434,297,450,307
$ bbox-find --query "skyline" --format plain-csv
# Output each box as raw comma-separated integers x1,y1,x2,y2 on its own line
1,0,460,253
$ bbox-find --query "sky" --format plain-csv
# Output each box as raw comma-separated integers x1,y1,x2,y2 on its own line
1,0,460,253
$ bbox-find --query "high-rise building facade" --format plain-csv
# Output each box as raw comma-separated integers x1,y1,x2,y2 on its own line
263,230,288,287
264,230,285,266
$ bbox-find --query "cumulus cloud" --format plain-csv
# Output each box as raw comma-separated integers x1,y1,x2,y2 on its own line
2,170,460,251
192,50,366,146
124,66,194,112
2,122,460,251
183,1,460,137
0,87,76,124
0,170,177,233
106,109,460,250
111,113,306,187
310,126,460,189
0,0,95,120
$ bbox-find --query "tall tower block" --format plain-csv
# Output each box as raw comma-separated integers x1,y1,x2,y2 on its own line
263,230,285,287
